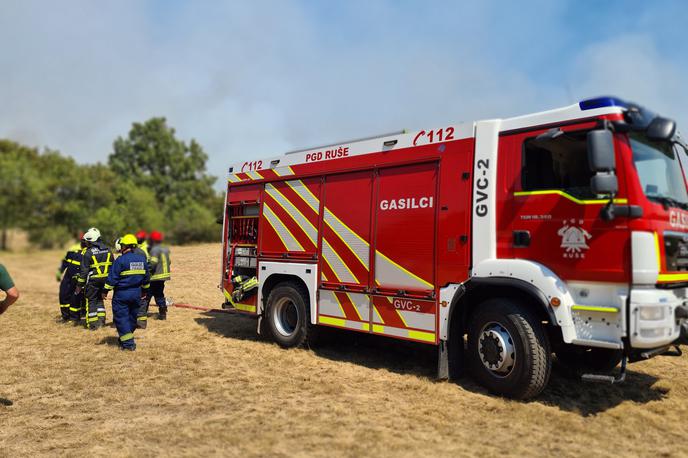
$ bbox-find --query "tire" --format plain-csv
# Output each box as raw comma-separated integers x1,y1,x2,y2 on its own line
556,346,623,374
467,298,551,399
265,282,310,348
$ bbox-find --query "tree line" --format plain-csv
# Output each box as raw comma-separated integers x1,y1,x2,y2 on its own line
0,117,224,250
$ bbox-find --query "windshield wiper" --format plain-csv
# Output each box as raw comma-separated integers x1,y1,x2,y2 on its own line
647,195,688,210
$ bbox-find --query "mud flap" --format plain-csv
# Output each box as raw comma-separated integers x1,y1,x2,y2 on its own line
437,340,449,380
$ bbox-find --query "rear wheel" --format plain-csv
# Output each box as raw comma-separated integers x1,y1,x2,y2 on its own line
467,298,551,399
265,282,309,348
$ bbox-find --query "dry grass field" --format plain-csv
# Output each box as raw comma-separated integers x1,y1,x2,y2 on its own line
2,243,688,457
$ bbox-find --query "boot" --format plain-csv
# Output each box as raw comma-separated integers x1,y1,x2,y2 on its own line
157,306,167,320
136,319,148,329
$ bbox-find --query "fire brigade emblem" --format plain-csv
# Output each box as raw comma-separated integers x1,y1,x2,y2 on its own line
557,219,591,259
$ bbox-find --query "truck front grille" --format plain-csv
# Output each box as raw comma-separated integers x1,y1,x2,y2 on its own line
664,231,688,271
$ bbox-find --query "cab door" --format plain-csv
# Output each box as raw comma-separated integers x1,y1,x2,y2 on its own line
497,122,631,284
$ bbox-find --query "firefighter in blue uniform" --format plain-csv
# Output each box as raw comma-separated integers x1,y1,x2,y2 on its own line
104,234,150,351
56,238,84,322
76,227,112,329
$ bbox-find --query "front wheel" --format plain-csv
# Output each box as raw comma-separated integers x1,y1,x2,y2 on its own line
467,298,551,399
265,282,309,348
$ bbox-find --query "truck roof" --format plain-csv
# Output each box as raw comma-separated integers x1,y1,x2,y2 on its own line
227,97,625,183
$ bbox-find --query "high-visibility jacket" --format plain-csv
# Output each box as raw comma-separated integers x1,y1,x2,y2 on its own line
139,241,150,260
78,241,113,285
104,251,150,292
149,244,171,281
59,243,83,279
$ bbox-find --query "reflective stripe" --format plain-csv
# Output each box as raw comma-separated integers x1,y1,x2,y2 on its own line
319,315,370,331
263,203,305,251
372,324,435,343
138,316,148,321
234,303,256,313
150,256,159,263
322,238,359,284
60,304,70,308
91,253,112,277
67,259,81,265
142,283,150,289
324,208,369,269
265,183,318,245
120,333,134,341
121,270,146,276
150,273,170,281
571,305,619,313
104,284,113,290
514,190,628,205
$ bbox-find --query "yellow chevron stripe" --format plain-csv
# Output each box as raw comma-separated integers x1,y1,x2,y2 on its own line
386,297,409,327
375,250,433,289
263,203,304,252
323,238,359,284
324,211,369,270
266,184,318,244
286,180,320,213
329,290,348,319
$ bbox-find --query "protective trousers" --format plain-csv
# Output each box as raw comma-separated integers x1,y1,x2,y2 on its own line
85,278,107,329
139,281,167,324
58,276,76,320
69,289,85,323
112,289,140,350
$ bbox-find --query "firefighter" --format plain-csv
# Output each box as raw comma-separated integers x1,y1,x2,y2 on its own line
144,230,171,320
136,230,149,259
104,234,149,351
76,227,113,330
56,237,83,322
0,263,19,316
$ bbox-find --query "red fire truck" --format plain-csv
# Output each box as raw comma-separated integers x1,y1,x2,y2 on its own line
220,97,688,398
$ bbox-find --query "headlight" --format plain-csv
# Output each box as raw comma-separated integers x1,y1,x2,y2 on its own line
639,306,665,321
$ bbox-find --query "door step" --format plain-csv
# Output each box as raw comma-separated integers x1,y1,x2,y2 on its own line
581,356,627,384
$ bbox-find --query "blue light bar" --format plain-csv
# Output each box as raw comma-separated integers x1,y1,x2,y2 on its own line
579,96,629,111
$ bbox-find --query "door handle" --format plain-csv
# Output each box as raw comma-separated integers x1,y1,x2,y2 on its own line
513,230,531,248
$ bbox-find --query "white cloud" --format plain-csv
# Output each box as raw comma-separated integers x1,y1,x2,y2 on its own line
0,1,685,186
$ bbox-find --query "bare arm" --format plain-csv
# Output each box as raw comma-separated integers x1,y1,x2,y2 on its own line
0,286,19,315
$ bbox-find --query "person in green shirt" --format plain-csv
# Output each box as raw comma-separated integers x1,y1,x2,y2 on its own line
0,263,19,315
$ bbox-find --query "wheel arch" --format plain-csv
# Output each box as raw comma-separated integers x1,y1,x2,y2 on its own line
447,277,560,344
257,261,319,324
261,274,310,309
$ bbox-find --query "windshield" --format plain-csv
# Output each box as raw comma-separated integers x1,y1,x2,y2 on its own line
631,132,688,207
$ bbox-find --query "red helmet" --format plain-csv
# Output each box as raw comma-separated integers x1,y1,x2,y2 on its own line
135,230,147,243
150,231,164,243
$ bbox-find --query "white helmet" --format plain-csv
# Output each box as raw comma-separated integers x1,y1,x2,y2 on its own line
114,237,122,253
83,227,101,242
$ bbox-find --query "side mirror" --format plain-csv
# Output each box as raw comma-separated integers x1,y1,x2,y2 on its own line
587,129,616,172
591,173,618,194
647,117,676,141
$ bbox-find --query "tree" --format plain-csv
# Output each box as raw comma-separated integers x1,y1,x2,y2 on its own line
109,117,222,243
0,141,41,249
109,117,217,208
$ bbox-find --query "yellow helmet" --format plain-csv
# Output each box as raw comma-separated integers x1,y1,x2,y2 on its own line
120,234,138,247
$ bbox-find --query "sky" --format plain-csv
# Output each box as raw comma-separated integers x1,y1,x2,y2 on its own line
0,0,686,186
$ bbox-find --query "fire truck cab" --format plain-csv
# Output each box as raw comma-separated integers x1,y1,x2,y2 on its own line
221,96,688,399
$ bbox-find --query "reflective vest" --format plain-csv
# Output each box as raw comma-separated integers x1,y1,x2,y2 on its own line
78,241,113,285
149,244,171,281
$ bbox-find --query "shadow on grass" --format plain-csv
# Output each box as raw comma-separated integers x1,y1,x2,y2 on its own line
195,311,667,415
98,335,121,347
0,397,13,407
194,311,266,342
